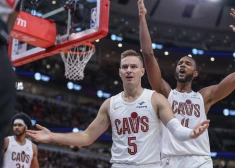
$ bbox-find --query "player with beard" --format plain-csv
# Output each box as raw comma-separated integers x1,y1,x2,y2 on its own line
138,0,235,167
2,113,39,168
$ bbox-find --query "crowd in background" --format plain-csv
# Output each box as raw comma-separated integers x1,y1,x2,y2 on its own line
38,150,110,168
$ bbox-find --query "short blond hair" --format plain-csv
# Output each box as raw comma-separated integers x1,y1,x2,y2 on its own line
120,49,143,66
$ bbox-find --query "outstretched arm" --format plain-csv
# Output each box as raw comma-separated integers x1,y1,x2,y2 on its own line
152,93,210,141
138,0,171,97
26,99,111,146
200,72,235,113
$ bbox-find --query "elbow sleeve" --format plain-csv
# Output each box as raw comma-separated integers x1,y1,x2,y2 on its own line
166,118,192,141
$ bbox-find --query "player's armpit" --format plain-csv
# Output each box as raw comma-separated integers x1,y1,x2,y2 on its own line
200,72,235,109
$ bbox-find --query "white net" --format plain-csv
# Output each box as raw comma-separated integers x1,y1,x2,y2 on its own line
60,43,95,80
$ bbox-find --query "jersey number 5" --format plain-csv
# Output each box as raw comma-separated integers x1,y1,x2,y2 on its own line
128,137,137,155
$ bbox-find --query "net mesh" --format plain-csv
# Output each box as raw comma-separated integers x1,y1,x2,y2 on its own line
60,43,95,80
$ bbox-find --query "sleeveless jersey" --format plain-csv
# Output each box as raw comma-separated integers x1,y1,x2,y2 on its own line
3,136,33,168
110,89,162,165
0,0,20,22
161,89,210,158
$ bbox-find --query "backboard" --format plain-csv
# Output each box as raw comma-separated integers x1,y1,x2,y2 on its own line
9,0,109,66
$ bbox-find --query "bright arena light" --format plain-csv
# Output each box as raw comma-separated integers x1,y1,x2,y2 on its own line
72,128,79,133
223,109,229,116
97,90,103,98
192,48,198,55
67,82,73,90
210,57,215,62
118,43,123,47
34,72,41,81
164,51,169,56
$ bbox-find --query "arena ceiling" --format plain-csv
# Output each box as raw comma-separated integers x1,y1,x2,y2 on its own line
20,0,235,74
22,0,235,50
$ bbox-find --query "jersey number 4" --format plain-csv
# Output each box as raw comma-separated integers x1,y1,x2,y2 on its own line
128,137,137,155
16,163,24,168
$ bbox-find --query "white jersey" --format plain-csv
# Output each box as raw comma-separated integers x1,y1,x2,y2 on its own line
3,136,33,168
0,0,20,22
161,89,210,158
110,89,162,165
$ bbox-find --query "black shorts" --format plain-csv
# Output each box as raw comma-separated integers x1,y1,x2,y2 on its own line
0,44,16,167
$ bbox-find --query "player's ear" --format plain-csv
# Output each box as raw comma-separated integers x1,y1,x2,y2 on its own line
141,68,145,77
193,70,198,78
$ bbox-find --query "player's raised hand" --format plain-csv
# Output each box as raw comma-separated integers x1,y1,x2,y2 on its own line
189,120,210,139
137,0,147,16
26,124,52,143
230,8,235,32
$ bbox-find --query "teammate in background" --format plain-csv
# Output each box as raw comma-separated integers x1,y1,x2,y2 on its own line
138,0,235,167
0,0,21,166
2,113,39,168
27,50,209,168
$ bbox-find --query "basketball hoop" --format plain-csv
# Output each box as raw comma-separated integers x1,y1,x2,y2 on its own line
60,42,95,81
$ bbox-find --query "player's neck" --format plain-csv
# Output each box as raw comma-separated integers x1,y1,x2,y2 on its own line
176,82,192,93
14,135,26,145
122,85,144,102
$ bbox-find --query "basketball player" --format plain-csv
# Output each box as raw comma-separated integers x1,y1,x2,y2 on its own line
0,0,21,166
138,0,235,167
27,50,209,168
2,113,39,168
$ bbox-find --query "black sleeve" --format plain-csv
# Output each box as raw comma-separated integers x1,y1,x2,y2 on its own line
15,0,22,12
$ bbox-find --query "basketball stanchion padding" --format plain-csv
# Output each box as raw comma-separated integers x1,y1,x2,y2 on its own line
60,42,95,81
10,11,56,48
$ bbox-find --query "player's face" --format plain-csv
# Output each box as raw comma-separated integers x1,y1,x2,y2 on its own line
175,57,198,83
119,56,145,84
13,123,26,137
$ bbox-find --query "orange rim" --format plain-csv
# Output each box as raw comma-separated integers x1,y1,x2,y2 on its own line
64,42,95,55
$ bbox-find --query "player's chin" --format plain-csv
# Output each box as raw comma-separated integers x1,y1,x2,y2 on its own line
14,132,21,136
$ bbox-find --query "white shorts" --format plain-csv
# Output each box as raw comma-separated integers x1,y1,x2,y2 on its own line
160,156,213,168
111,163,161,168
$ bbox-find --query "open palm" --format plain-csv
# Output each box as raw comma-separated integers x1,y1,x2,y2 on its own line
190,120,210,139
26,124,52,143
